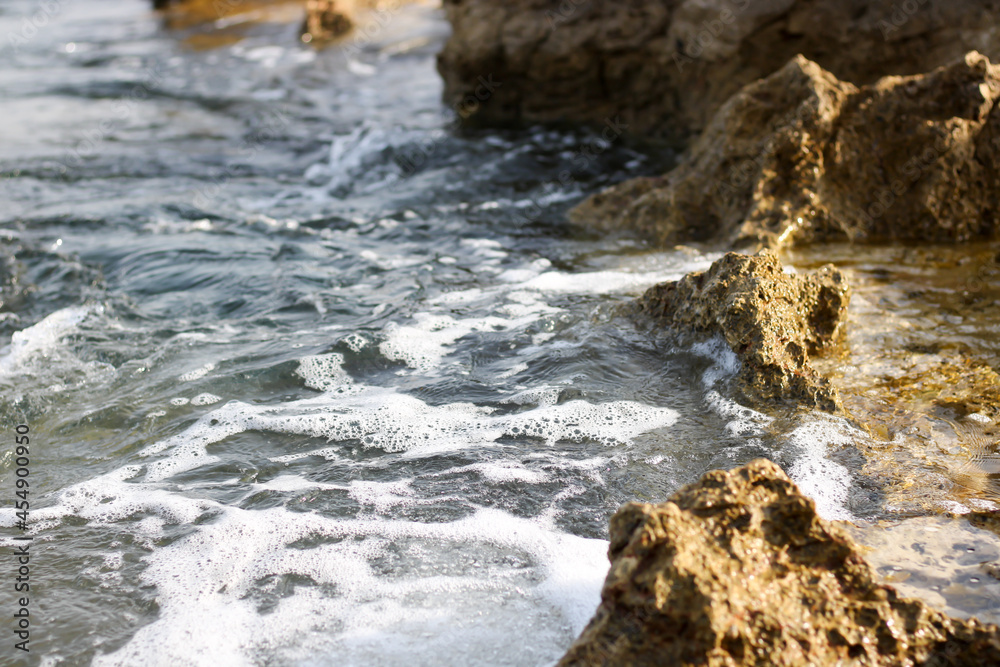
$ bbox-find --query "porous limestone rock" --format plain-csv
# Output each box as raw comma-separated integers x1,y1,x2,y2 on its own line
632,251,849,411
573,52,1000,249
437,0,1000,142
559,459,1000,667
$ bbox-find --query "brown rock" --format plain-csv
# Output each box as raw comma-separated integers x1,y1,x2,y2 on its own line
574,52,1000,249
152,0,293,29
437,0,1000,143
301,0,353,42
632,251,849,411
559,459,1000,667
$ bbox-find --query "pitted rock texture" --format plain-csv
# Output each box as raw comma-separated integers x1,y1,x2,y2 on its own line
572,51,1000,249
558,459,1000,667
632,251,849,411
437,0,1000,143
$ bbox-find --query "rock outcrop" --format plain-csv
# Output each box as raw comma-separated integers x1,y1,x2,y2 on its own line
573,52,1000,249
559,459,1000,666
632,251,849,411
437,0,1000,143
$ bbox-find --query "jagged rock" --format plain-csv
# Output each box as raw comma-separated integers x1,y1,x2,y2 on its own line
301,0,353,42
574,51,1000,249
559,459,1000,667
437,0,1000,142
632,251,849,411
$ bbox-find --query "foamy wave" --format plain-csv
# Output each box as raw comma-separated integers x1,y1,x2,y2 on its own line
132,386,678,481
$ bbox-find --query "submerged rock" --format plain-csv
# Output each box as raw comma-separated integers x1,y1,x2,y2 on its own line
573,52,1000,249
559,459,1000,667
437,0,1000,142
631,251,849,412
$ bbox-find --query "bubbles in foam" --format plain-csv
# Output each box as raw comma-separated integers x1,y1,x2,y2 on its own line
191,393,222,406
133,386,677,482
341,333,369,353
296,353,353,391
704,390,773,439
86,498,607,667
179,362,216,382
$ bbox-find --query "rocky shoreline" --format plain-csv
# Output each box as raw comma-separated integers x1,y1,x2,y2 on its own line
146,1,1000,662
437,1,1000,663
560,460,1000,666
437,0,1000,144
572,52,1000,251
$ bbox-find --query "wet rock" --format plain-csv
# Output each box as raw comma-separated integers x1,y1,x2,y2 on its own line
573,52,1000,249
632,251,849,411
437,0,1000,142
559,459,1000,667
301,0,353,42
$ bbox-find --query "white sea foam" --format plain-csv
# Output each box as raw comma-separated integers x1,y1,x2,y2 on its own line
0,305,92,378
296,353,353,391
784,419,858,521
68,491,608,667
379,307,557,373
689,337,741,388
440,461,550,485
191,392,223,406
179,362,216,382
132,385,679,482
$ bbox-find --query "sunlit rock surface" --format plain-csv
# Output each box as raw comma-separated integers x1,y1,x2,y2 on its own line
573,52,1000,250
630,251,849,411
560,460,1000,667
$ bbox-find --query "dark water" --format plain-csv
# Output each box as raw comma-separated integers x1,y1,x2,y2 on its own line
1,2,998,665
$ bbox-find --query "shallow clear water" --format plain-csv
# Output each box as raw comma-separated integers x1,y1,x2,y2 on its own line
1,1,999,665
